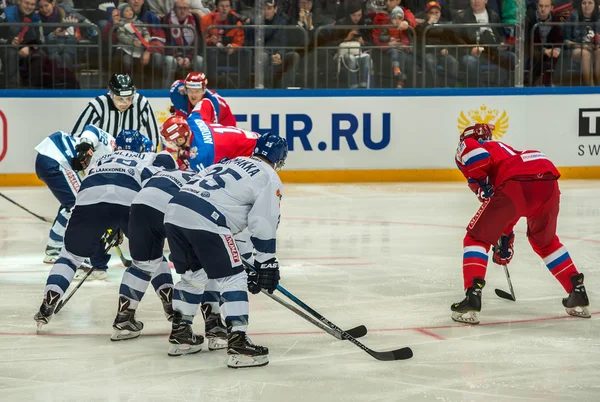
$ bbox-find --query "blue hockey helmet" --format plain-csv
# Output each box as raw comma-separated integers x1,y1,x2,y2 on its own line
253,133,288,171
115,130,153,152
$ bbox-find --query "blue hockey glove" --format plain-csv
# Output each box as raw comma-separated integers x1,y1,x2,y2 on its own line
476,177,494,202
492,233,514,265
247,258,280,294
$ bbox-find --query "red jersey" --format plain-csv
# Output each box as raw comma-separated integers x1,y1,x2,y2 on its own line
190,89,237,127
455,139,561,190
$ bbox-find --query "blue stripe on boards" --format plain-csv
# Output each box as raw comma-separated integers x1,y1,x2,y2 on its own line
4,87,600,98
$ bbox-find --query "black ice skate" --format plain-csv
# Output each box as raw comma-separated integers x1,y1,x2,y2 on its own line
562,273,591,318
168,312,204,356
111,297,144,341
158,287,174,322
227,331,269,368
34,290,61,332
451,278,485,324
202,305,227,351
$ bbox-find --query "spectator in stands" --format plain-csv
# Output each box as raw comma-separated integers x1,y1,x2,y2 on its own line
249,0,301,88
455,0,516,87
147,0,211,18
0,0,43,88
526,0,563,86
564,0,600,85
38,0,95,69
116,3,157,73
201,0,250,88
372,0,417,88
441,0,501,20
332,0,373,88
163,0,203,87
418,1,459,87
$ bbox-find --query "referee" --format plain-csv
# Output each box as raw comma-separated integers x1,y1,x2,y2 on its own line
71,73,161,149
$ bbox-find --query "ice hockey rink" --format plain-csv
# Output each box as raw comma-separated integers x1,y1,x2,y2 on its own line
0,181,599,402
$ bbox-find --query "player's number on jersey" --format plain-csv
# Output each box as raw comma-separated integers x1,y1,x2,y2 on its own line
212,126,259,140
97,157,138,167
199,166,242,190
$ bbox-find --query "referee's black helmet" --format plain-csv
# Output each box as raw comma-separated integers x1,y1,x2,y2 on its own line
109,73,135,96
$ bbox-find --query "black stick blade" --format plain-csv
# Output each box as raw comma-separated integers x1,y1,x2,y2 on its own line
123,258,132,267
371,346,414,361
345,325,367,339
495,288,516,301
54,301,64,314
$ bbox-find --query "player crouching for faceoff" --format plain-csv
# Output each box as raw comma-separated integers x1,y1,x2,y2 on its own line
34,139,177,332
111,118,262,346
451,124,591,324
169,71,236,126
163,133,288,368
35,125,116,266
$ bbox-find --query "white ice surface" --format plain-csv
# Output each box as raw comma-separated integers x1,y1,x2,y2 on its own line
0,182,599,402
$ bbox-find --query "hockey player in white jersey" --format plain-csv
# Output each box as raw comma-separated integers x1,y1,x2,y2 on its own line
110,169,198,342
34,145,176,331
34,125,116,264
163,132,288,368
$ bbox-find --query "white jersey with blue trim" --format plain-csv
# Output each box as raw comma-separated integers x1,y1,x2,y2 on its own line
132,169,197,214
35,125,116,174
165,156,282,262
76,150,176,207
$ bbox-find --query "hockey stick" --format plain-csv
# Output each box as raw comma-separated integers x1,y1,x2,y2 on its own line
0,192,50,222
115,245,132,267
54,231,122,314
494,264,516,301
243,260,412,361
260,287,367,340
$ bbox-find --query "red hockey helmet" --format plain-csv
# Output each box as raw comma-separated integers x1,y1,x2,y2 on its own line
160,116,191,145
460,123,493,142
184,72,208,90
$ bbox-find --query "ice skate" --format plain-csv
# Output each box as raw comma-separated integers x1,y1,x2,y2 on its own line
73,267,107,281
451,278,485,324
111,297,144,341
562,273,591,318
158,287,174,322
227,331,269,368
168,312,204,356
202,305,227,351
34,290,61,332
43,246,60,264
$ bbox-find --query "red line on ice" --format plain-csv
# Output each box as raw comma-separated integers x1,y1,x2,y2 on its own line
2,311,596,338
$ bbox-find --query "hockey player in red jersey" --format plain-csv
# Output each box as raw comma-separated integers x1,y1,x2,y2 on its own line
452,123,591,324
169,72,236,127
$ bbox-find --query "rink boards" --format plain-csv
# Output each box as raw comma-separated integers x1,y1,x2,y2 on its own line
2,87,600,185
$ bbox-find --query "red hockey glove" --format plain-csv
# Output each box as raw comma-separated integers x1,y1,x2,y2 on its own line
493,233,514,265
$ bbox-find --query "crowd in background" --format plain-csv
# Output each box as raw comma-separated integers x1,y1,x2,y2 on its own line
1,0,600,89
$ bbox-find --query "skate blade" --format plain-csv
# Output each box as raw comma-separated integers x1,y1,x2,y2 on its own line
451,311,480,325
36,322,45,333
207,337,228,351
168,342,203,356
565,306,591,318
110,329,142,341
43,256,58,264
227,354,269,369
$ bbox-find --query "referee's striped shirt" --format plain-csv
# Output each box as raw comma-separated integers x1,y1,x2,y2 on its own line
71,93,161,149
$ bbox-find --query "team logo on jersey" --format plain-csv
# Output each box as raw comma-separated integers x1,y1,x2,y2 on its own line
457,105,509,140
127,168,136,176
201,191,210,198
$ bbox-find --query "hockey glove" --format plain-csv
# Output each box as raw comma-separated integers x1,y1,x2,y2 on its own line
492,232,514,266
247,258,280,294
476,177,494,202
71,141,94,171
